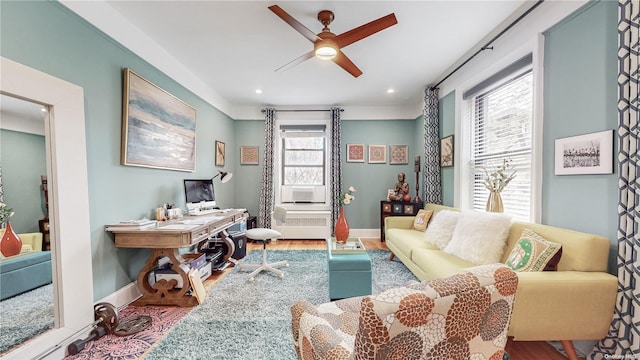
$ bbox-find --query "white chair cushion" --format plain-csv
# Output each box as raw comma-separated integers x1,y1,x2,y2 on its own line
246,228,282,241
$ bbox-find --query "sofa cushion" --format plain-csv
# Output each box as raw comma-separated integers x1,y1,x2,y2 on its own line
411,248,474,280
424,210,461,249
387,228,437,260
505,228,562,272
411,209,433,231
444,211,512,265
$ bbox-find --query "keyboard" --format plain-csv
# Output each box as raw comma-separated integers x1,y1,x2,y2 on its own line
189,208,218,216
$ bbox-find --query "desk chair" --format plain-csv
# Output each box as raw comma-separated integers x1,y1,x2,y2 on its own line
239,207,289,281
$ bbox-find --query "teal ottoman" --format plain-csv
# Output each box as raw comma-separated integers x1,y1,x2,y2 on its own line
327,243,372,300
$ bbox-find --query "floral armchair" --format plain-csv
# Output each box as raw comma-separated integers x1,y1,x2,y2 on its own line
290,263,518,359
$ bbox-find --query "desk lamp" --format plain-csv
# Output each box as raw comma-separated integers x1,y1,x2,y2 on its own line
213,170,233,183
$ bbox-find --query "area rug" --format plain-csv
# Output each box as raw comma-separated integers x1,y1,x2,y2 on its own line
0,284,54,354
63,305,191,360
142,249,417,359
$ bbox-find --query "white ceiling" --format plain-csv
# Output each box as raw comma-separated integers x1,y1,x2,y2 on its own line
63,1,533,120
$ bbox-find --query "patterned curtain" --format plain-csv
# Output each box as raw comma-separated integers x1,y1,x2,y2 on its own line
590,1,640,357
258,108,277,228
423,87,442,204
330,107,343,233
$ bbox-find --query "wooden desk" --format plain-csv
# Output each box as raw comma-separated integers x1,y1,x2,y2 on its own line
109,209,246,307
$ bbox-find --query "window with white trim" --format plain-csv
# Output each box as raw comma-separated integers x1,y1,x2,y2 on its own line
465,55,533,221
278,124,328,204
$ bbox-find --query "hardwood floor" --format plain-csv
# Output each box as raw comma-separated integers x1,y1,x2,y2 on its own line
237,238,580,360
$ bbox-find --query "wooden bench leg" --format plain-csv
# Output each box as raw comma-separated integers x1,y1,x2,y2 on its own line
560,340,579,360
389,252,395,261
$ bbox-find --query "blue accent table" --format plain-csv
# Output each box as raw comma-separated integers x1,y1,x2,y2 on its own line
326,238,372,300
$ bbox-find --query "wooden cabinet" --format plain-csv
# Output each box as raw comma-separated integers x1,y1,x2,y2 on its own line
380,200,423,241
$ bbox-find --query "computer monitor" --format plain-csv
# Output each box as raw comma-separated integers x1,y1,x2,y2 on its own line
184,179,216,214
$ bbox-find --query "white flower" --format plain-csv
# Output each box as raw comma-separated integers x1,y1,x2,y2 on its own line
339,187,357,206
0,202,15,223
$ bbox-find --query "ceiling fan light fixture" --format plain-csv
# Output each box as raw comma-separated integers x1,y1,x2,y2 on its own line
315,42,337,60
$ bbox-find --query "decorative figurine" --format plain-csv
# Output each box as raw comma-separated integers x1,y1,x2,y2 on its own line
389,172,411,201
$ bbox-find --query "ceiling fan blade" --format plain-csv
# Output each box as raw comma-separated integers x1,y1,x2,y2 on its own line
334,13,398,49
333,50,363,78
268,5,320,43
275,51,315,73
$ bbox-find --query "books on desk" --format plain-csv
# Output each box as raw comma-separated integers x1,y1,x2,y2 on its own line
105,219,158,231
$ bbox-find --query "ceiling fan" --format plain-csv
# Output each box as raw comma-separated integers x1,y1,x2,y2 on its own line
268,5,398,78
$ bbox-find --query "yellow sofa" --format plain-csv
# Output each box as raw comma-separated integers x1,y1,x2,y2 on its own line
385,203,617,359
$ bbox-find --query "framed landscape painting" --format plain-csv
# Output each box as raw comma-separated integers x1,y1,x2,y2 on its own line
554,129,614,175
121,68,197,172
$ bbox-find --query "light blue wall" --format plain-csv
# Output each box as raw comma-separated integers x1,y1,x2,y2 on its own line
542,0,618,271
233,120,264,217
341,120,418,228
0,130,47,234
1,1,236,299
439,91,456,206
437,1,618,273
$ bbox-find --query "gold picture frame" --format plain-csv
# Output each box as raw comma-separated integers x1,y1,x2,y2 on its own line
121,68,196,172
215,140,225,166
241,146,259,165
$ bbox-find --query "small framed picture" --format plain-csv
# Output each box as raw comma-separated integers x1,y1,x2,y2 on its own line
346,144,365,162
240,146,259,165
389,145,409,164
554,130,614,175
440,135,454,167
368,145,386,163
215,140,225,167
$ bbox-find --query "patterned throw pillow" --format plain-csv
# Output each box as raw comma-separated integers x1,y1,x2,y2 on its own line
505,228,563,272
411,209,433,231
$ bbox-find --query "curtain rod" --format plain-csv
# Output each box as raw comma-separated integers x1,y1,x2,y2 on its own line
261,108,344,113
430,0,544,90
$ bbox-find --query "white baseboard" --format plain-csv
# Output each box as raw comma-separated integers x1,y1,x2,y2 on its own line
95,281,141,309
350,228,380,239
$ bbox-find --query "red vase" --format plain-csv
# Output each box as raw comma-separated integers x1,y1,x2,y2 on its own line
0,222,22,257
335,207,350,243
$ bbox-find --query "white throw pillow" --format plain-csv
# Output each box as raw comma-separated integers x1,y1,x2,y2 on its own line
443,211,512,265
424,210,461,249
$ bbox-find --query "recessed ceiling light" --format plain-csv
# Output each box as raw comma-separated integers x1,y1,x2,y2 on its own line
386,89,395,94
255,89,263,94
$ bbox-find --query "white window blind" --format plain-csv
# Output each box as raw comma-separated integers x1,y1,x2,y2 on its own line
280,125,326,186
470,68,533,221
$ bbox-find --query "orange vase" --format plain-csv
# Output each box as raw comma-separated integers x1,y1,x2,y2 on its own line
0,222,22,257
335,207,350,244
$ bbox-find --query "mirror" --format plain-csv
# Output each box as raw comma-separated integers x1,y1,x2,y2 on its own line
0,94,53,353
1,57,94,360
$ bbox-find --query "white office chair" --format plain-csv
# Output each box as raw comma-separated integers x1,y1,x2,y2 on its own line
239,207,289,281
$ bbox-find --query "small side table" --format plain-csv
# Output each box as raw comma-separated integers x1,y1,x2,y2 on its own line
326,238,372,300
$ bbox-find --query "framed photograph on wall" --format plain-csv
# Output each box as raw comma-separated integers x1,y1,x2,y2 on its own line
121,68,196,172
240,146,259,165
389,145,409,164
440,135,454,167
346,144,365,162
554,129,614,175
215,140,225,166
368,145,386,163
